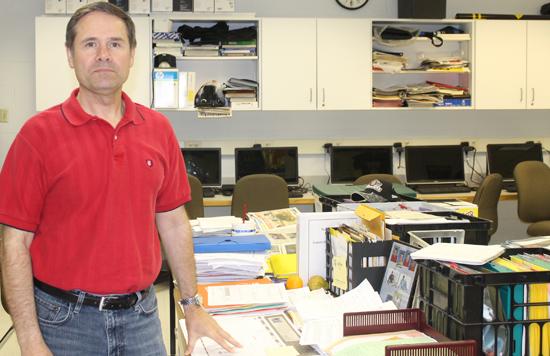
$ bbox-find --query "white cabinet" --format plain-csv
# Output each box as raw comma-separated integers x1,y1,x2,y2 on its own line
261,18,371,111
261,18,316,110
475,21,526,109
526,21,550,109
35,16,151,111
317,18,371,110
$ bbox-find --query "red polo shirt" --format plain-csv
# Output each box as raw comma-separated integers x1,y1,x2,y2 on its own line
0,89,190,294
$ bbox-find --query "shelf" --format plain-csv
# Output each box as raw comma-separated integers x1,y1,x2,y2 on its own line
373,70,470,74
176,56,258,60
372,106,472,110
156,105,259,112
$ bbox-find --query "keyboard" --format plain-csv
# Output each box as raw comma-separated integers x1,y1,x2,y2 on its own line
414,185,472,194
202,187,216,198
288,190,304,198
504,184,517,193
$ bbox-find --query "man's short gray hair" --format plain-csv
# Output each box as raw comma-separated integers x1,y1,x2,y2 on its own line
65,2,136,49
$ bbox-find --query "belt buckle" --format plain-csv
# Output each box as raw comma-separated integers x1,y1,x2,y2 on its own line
99,296,107,311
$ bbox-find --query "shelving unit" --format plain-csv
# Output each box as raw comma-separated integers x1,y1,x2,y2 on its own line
372,19,473,110
152,16,260,111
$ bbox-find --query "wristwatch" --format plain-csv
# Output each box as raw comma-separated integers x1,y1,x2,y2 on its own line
179,294,202,308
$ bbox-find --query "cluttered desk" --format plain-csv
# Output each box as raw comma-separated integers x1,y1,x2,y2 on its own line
166,200,550,356
203,192,316,208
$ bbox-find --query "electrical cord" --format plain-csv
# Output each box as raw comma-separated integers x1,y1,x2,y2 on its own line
465,148,485,185
324,151,331,184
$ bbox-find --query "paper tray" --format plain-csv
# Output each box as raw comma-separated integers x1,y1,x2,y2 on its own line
343,309,477,356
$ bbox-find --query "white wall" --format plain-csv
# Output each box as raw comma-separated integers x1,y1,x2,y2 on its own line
1,0,550,185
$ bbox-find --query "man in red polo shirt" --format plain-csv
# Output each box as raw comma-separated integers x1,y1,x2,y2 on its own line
0,3,239,355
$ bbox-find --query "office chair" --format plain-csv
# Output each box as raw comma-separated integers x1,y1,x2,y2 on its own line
231,174,289,217
472,173,503,237
514,161,550,236
353,174,402,185
184,175,205,219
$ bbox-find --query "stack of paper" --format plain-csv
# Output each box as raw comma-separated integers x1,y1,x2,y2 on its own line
195,252,267,283
410,243,505,265
198,279,289,315
192,216,243,236
247,207,300,233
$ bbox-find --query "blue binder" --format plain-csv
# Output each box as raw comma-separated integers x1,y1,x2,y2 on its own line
193,234,271,253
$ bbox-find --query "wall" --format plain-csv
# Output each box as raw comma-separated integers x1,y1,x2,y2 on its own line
1,0,549,182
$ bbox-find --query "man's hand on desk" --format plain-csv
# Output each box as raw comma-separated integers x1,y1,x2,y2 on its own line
183,305,242,355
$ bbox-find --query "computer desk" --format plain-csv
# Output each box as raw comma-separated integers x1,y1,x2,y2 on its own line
416,190,517,203
203,192,316,207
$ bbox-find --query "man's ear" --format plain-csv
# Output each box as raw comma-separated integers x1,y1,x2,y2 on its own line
66,46,75,69
129,47,136,68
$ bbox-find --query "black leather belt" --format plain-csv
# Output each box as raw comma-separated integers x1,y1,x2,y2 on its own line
34,279,148,311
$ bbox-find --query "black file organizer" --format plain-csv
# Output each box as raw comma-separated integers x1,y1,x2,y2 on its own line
416,248,550,356
325,229,414,297
386,211,491,245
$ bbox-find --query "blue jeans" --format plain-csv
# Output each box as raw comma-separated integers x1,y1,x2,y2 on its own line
35,285,167,356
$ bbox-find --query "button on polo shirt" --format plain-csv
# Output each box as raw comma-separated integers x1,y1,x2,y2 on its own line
0,89,190,294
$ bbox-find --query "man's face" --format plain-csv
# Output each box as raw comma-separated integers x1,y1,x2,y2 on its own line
66,11,135,95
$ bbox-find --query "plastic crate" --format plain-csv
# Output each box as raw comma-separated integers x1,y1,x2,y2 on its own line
325,229,395,296
408,229,465,248
416,248,550,356
386,211,491,245
343,309,477,355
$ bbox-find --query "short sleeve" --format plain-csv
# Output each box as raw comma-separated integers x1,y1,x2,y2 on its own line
0,134,48,231
155,125,191,212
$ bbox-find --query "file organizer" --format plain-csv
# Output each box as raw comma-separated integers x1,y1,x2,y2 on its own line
416,248,550,356
343,309,477,356
325,229,418,297
386,211,491,245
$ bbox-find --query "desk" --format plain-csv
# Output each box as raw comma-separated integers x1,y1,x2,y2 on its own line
417,191,517,203
203,193,316,207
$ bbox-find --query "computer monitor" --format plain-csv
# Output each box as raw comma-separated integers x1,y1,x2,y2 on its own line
487,143,543,182
405,145,465,184
181,148,222,187
330,145,393,183
234,146,299,185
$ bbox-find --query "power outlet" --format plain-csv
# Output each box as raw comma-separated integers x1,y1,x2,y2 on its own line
0,108,7,123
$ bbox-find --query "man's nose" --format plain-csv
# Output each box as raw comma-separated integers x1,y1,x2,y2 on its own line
96,44,111,61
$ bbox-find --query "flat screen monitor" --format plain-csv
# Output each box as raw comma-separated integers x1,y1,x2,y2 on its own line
405,145,465,184
487,143,543,181
330,146,393,183
181,148,222,187
235,146,299,185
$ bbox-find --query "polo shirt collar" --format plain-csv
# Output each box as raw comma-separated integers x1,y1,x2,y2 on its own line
61,88,145,126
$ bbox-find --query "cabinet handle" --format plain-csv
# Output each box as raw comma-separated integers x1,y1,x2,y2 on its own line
531,88,535,106
309,88,313,103
322,88,326,107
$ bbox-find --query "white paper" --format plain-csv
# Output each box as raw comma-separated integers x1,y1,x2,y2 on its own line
151,0,171,11
194,0,214,12
410,243,505,265
129,0,150,13
215,0,235,12
207,283,288,306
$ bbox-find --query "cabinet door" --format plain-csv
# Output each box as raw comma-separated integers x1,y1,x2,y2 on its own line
475,21,527,109
526,21,550,109
35,16,151,111
261,18,316,110
317,18,371,110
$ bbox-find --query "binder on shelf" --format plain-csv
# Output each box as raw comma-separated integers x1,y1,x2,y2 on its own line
153,69,179,109
193,234,271,253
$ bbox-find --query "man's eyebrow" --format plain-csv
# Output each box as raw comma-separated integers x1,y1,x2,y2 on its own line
79,36,127,43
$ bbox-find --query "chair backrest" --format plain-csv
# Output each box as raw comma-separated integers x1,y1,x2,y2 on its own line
514,161,550,223
472,173,503,236
184,175,205,219
231,174,289,217
353,174,402,185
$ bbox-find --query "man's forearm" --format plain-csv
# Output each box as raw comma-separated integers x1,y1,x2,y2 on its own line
156,208,198,298
1,226,46,352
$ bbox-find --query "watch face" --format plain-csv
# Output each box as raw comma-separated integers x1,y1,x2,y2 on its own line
336,0,369,10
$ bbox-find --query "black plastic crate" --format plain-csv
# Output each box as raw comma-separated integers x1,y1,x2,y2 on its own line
386,211,491,245
416,248,550,356
326,230,394,296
